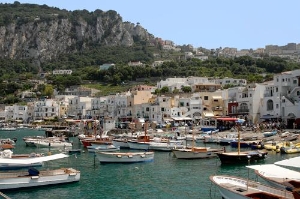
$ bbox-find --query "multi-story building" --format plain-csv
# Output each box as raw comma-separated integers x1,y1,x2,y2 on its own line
228,83,265,124
261,70,300,128
33,99,59,121
67,96,92,119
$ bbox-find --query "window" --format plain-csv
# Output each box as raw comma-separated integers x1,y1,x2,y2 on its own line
146,107,149,111
293,80,297,84
161,107,165,111
276,87,278,92
297,91,300,96
267,100,273,111
276,104,279,109
204,96,208,100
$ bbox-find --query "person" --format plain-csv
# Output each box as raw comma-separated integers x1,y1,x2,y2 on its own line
293,122,297,129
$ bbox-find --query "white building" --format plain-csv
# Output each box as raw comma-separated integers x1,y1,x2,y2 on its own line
52,70,72,75
67,96,92,119
33,99,60,121
261,69,300,128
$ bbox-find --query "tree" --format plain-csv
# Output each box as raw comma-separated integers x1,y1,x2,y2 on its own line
43,84,54,98
181,86,191,93
161,86,169,93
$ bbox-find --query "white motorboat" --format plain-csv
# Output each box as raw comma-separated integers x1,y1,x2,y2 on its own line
96,151,154,163
87,144,120,153
0,167,80,190
112,138,130,149
0,127,16,131
172,147,223,159
33,139,72,148
247,164,300,190
210,175,294,199
149,140,184,151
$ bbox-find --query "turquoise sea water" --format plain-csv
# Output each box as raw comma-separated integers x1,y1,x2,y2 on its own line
0,129,299,199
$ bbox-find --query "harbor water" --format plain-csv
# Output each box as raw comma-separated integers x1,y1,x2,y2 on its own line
0,129,299,199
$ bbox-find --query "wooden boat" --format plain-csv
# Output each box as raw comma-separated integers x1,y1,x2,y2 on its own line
210,175,294,199
217,150,267,164
216,124,268,164
173,128,224,158
96,151,154,163
172,147,224,159
247,164,300,191
0,167,80,190
128,122,151,150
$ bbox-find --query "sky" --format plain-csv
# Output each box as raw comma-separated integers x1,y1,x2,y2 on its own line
1,0,300,50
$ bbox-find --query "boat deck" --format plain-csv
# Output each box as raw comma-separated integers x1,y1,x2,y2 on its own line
220,182,292,199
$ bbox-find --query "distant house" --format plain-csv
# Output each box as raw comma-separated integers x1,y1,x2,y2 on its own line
128,61,144,67
52,70,72,75
99,63,115,70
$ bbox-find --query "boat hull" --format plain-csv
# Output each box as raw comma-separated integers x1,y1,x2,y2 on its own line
34,141,72,148
0,168,80,190
217,150,267,164
112,140,129,149
96,152,154,163
173,149,220,159
87,145,120,153
149,142,184,151
127,141,150,150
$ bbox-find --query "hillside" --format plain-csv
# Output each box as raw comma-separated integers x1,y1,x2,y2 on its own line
0,2,161,73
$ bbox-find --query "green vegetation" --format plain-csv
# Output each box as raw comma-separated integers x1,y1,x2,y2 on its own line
1,2,300,104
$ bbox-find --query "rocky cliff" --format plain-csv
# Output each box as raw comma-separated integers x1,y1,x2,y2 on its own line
0,5,155,65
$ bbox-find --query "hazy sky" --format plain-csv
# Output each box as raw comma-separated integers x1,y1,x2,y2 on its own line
1,0,299,50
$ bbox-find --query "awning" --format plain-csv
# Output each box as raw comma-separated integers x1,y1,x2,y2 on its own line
171,117,192,121
275,156,300,168
247,164,300,179
216,117,238,121
203,112,215,117
212,96,222,99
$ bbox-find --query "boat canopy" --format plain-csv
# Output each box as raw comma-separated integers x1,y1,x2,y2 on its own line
274,156,300,168
247,164,300,179
0,153,69,165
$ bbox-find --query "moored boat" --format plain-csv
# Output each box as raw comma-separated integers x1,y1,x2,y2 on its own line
216,123,268,164
210,175,294,199
0,167,80,190
87,144,120,153
96,151,154,163
172,147,224,159
149,140,184,151
280,143,300,154
263,130,277,137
